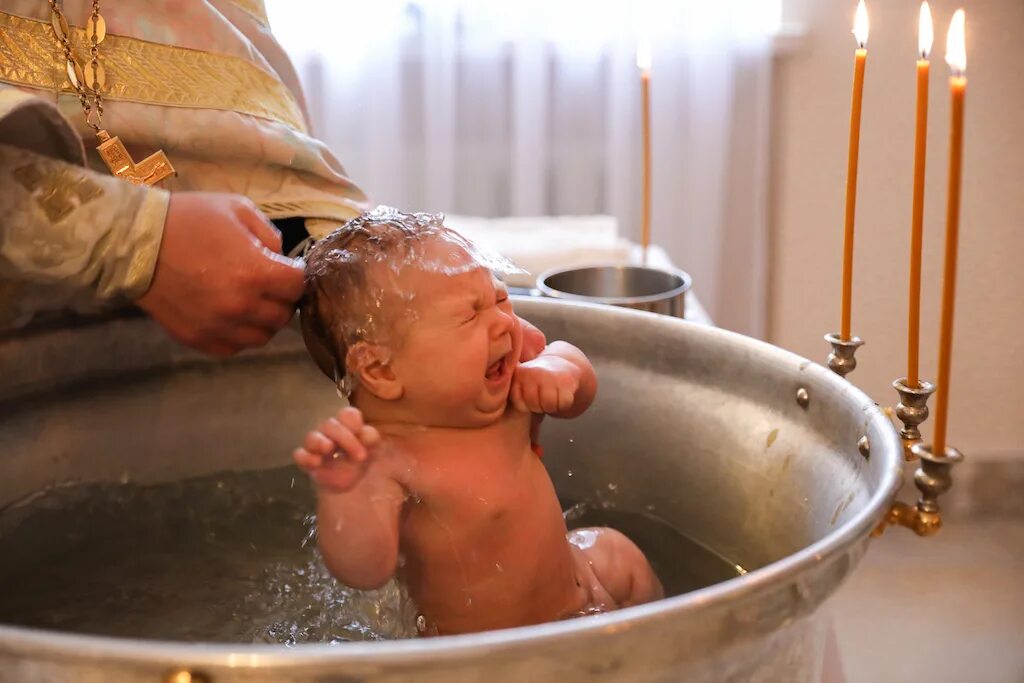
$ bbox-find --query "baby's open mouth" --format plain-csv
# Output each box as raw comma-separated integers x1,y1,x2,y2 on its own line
486,353,509,381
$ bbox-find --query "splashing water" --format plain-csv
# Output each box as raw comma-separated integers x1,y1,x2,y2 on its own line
0,469,744,642
0,468,417,643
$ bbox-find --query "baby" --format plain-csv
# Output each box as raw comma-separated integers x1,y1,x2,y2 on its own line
293,207,663,636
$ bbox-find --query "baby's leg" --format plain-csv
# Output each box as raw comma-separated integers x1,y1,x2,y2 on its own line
568,527,664,608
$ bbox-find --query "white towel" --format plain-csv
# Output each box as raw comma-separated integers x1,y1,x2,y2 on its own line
444,214,634,288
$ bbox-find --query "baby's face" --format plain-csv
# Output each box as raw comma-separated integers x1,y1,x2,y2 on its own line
387,262,522,428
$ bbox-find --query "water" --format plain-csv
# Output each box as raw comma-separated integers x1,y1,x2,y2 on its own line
0,468,743,643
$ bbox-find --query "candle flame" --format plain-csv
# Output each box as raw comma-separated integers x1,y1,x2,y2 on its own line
853,0,869,48
636,40,651,72
919,2,933,59
945,9,966,75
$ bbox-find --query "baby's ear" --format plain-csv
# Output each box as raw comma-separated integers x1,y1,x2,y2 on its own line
347,342,402,400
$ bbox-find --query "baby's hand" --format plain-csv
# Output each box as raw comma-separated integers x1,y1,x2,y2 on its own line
510,355,580,415
518,316,547,363
292,407,381,493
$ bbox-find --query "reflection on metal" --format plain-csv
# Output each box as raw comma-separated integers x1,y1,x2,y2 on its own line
795,387,810,409
857,436,870,460
165,671,211,683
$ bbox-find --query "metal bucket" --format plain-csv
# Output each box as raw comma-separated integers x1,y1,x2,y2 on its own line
537,264,691,318
0,298,901,682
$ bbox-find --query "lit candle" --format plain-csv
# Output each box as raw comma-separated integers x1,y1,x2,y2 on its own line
932,9,967,455
907,2,933,388
637,40,652,265
840,0,869,341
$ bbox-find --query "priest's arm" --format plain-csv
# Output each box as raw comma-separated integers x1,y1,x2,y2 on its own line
0,87,305,354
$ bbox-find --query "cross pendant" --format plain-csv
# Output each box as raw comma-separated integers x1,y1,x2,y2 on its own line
95,130,176,186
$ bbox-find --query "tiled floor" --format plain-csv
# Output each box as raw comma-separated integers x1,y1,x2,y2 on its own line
829,516,1024,683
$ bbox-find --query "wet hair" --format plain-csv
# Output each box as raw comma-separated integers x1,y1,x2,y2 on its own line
300,206,519,389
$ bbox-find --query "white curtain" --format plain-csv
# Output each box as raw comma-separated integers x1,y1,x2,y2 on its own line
266,0,778,337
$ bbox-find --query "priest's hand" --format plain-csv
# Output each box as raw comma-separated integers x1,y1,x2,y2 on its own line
136,192,306,356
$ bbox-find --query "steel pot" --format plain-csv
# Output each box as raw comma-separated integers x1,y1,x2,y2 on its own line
537,264,691,318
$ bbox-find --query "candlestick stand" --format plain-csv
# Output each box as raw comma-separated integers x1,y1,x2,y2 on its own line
824,332,864,378
820,334,962,537
876,443,964,537
892,377,935,461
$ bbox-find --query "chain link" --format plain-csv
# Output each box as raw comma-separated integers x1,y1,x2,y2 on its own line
89,0,103,125
48,0,103,131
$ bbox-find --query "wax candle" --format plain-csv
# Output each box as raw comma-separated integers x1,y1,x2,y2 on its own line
637,41,652,264
840,0,869,340
907,2,933,387
932,9,967,455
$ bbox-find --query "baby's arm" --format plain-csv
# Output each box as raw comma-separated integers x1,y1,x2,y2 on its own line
293,407,404,590
316,469,404,590
511,339,597,419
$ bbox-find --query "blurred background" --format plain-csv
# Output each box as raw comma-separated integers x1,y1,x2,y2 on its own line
267,0,1024,493
266,10,1024,674
267,0,780,338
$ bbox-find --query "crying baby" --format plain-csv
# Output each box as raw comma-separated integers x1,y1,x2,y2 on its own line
293,207,663,636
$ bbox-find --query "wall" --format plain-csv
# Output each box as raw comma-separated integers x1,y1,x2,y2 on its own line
770,0,1024,460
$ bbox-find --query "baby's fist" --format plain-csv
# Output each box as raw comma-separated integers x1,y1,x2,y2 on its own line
510,356,579,415
292,407,381,492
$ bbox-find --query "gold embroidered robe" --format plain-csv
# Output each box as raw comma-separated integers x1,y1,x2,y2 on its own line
0,0,367,328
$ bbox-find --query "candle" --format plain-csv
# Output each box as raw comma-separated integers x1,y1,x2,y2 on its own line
840,0,869,340
907,2,933,387
637,40,652,264
933,9,967,455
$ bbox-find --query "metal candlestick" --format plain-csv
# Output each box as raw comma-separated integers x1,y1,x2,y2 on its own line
892,377,936,461
878,443,964,537
824,332,864,378
818,327,963,537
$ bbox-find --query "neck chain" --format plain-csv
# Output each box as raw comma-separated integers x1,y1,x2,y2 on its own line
48,0,175,186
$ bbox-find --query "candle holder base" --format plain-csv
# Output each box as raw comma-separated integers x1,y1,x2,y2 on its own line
874,443,964,537
892,377,936,461
824,332,865,378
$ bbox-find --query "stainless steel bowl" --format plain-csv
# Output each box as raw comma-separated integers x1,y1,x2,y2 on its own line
537,264,691,318
0,298,901,682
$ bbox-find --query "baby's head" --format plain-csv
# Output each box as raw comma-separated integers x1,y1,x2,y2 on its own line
301,207,523,427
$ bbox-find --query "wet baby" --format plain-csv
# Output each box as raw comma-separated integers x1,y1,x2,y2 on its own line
293,207,663,635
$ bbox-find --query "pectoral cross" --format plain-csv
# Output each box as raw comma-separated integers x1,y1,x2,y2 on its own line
95,130,176,186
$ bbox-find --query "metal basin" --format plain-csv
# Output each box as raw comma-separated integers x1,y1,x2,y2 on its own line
538,264,691,318
0,298,901,682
